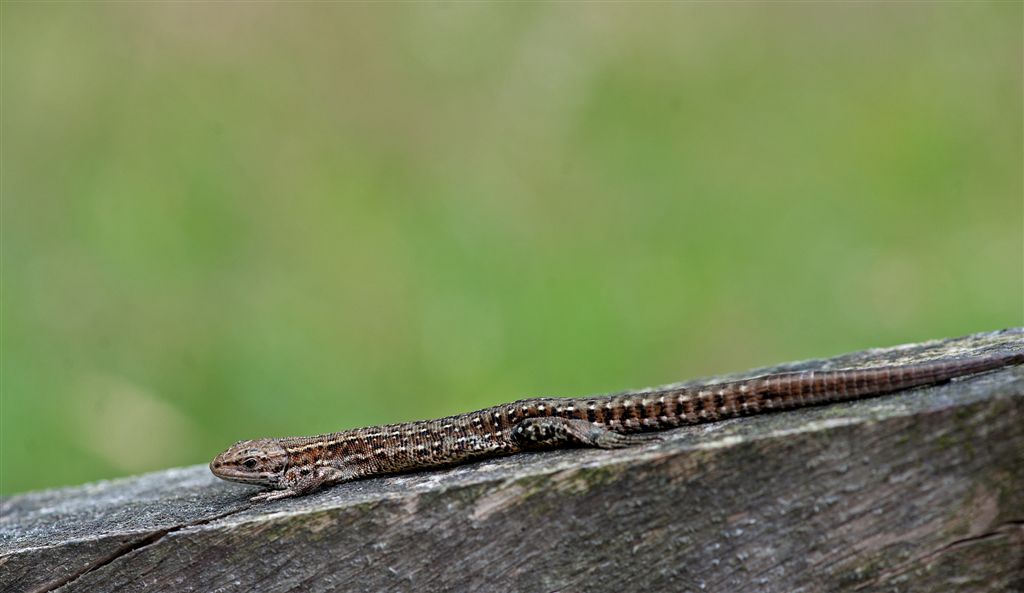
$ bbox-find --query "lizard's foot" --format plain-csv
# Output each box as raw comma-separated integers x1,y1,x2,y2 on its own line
590,430,663,449
512,417,663,450
250,488,299,502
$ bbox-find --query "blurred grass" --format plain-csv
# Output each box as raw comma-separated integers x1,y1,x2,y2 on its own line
1,3,1021,495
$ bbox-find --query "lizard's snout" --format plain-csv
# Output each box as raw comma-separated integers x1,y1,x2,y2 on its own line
209,454,226,476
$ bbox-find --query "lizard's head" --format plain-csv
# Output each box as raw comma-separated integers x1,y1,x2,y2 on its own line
210,439,288,487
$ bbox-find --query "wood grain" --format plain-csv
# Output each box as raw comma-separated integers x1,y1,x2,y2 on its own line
2,329,1022,593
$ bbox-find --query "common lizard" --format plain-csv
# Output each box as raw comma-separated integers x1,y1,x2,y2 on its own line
210,350,1023,501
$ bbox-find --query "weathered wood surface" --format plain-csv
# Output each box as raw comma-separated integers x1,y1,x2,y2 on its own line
2,329,1023,593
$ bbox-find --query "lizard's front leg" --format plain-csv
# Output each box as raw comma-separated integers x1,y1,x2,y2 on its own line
251,464,351,502
512,417,661,450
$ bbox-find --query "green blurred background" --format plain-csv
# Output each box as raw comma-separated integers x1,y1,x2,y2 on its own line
2,3,1021,495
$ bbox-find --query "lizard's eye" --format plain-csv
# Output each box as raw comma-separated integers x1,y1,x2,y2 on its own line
243,458,258,470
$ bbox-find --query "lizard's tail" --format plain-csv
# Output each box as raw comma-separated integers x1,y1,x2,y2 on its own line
646,349,1024,428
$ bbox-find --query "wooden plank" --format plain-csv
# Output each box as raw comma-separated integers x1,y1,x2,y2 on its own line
2,329,1022,593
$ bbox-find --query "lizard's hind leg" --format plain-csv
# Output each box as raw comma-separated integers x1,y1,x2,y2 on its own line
512,417,661,450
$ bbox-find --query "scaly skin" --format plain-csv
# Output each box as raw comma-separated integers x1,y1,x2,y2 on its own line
211,351,1023,501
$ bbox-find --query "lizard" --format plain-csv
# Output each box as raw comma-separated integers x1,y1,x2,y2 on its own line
210,349,1023,502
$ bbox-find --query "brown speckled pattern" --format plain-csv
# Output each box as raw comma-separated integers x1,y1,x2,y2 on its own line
211,351,1023,499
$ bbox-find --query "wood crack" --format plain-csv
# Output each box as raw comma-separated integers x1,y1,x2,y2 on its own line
32,505,251,593
855,519,1024,589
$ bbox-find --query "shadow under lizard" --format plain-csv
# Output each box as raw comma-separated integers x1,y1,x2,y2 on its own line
210,350,1023,501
